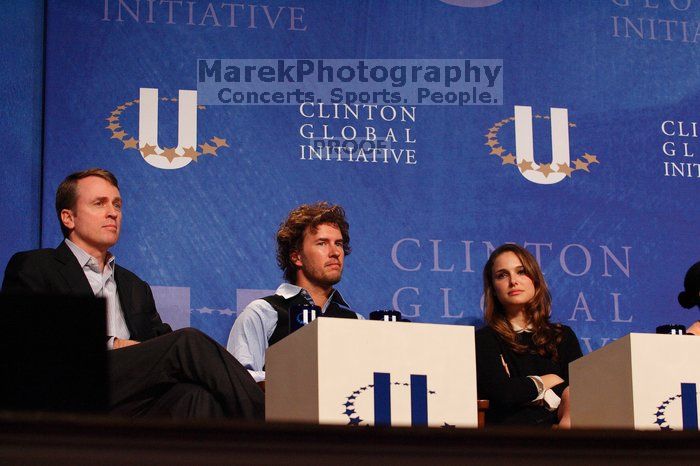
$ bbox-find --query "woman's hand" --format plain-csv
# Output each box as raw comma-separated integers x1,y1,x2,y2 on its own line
557,387,571,429
541,374,565,389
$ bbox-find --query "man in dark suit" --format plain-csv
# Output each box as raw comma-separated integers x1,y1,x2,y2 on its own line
2,168,264,419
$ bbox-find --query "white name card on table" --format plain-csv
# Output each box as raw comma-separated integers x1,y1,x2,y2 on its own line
570,333,700,430
266,318,477,428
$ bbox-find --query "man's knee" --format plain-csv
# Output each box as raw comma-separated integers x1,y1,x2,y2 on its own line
173,327,209,340
170,327,214,347
175,382,216,403
157,382,225,418
165,327,225,363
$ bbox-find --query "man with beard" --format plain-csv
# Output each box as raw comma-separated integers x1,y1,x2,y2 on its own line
227,202,362,382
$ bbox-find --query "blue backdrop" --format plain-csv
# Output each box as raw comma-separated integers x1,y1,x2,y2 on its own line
2,0,699,352
0,1,44,272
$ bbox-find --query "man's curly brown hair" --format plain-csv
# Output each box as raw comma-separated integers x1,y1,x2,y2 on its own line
277,202,351,283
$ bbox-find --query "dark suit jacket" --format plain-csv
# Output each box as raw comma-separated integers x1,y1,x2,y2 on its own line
1,241,171,341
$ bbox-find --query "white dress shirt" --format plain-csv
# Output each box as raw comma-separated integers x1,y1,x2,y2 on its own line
227,283,363,382
65,239,130,349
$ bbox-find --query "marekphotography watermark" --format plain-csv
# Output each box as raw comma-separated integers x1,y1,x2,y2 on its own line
197,59,503,106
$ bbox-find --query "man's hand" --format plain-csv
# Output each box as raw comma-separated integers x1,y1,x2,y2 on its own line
688,321,700,335
114,338,140,349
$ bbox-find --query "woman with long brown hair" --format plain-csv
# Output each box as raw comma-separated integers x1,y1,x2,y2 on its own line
476,244,582,427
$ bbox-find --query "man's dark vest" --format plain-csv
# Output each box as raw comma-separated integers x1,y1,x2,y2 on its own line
263,293,358,347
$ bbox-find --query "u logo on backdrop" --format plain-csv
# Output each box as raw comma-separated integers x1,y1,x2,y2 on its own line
484,105,601,185
105,88,230,170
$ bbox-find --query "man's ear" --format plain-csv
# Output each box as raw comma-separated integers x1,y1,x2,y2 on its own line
290,250,303,268
61,209,75,231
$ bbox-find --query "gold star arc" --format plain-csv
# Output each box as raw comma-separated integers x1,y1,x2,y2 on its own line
538,163,554,177
105,96,228,167
483,113,599,181
140,143,158,157
211,137,229,148
160,147,179,163
122,137,138,150
573,159,590,172
557,163,574,177
583,153,599,164
182,146,202,161
501,154,516,165
517,159,534,172
199,143,218,156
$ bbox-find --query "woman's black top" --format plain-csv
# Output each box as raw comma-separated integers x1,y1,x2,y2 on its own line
475,325,583,426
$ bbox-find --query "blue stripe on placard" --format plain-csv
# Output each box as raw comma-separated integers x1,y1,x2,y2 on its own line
681,383,698,431
374,372,391,426
410,374,428,426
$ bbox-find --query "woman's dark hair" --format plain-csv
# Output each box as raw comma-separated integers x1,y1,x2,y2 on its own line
483,243,564,361
678,261,700,309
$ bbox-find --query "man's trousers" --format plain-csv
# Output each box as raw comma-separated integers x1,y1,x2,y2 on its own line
108,328,264,419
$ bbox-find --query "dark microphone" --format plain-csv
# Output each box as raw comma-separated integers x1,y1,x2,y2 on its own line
369,309,409,322
656,324,686,335
289,303,320,334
